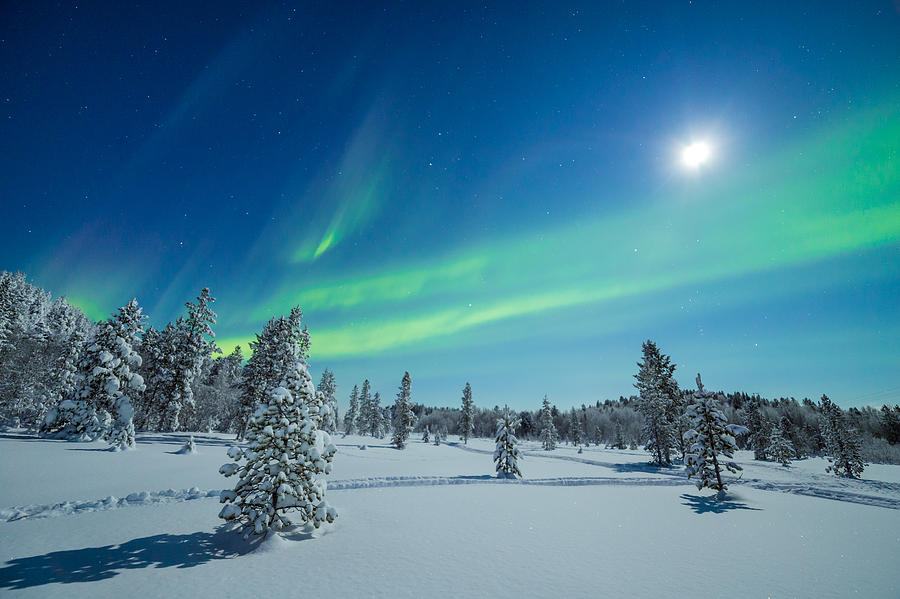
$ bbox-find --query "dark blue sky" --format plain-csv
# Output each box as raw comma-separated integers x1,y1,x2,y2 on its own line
2,1,899,409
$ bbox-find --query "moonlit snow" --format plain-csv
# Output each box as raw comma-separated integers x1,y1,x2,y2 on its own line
1,430,898,598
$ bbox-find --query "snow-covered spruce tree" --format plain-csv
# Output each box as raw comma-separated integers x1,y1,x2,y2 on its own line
359,379,373,436
684,373,746,493
539,395,558,450
370,392,386,438
139,322,181,431
494,406,522,479
218,323,337,538
459,382,474,444
820,395,866,478
391,371,416,449
569,408,584,446
766,424,795,466
40,325,87,437
104,299,147,449
235,307,305,440
66,299,147,448
344,384,359,435
160,288,219,432
634,340,680,466
317,368,338,433
422,425,430,444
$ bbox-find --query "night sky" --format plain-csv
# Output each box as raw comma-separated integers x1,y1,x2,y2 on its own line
2,2,898,409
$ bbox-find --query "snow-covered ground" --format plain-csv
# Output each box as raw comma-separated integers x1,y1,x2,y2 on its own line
1,431,898,598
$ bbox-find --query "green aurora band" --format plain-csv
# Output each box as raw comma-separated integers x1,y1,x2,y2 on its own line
216,103,900,360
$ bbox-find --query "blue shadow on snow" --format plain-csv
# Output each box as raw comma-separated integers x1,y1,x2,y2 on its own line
0,525,278,590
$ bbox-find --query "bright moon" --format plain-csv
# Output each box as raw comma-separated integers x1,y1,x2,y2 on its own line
682,141,712,168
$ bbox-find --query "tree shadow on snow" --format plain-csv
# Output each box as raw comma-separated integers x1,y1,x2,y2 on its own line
680,493,762,515
0,525,264,590
613,462,681,475
0,433,52,442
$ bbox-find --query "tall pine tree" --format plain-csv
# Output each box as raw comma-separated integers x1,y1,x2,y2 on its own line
344,384,360,435
459,382,475,444
539,395,558,450
392,371,416,449
820,395,866,478
634,340,680,466
494,406,522,479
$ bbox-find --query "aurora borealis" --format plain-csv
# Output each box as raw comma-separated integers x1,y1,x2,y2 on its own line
1,3,898,409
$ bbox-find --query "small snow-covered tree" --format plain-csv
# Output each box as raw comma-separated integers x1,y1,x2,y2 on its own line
494,406,522,479
766,424,795,466
422,425,430,444
459,382,474,444
684,373,746,493
218,321,337,538
634,340,680,466
177,435,197,455
317,369,338,433
539,395,557,450
392,371,416,448
344,384,359,435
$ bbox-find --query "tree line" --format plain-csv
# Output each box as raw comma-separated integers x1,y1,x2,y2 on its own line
2,270,897,470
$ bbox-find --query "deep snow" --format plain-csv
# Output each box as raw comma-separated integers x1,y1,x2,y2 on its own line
1,431,898,598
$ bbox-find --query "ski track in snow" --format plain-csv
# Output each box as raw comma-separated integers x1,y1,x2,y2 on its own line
4,444,899,522
446,441,900,510
0,488,221,523
1,476,688,523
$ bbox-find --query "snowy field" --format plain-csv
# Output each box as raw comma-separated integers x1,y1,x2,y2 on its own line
1,431,899,598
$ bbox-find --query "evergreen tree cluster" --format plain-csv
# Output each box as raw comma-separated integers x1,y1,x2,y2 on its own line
1,273,349,451
3,272,896,471
341,378,391,438
0,271,91,429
